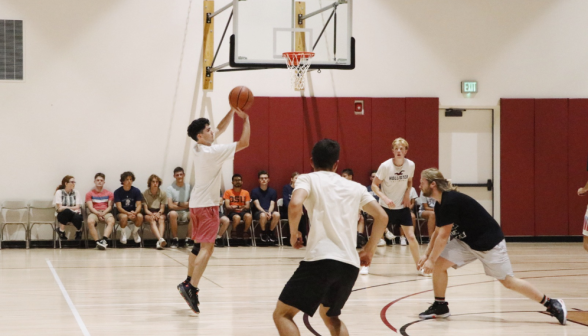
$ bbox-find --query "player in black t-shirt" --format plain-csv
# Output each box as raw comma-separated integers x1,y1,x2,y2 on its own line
416,168,567,325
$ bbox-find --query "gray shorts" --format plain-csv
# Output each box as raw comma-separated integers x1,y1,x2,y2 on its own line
168,210,190,223
440,239,514,280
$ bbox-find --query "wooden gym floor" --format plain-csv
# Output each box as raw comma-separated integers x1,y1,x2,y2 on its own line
0,243,587,335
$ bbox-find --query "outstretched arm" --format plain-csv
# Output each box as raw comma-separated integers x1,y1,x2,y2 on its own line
579,180,588,196
235,108,250,152
214,108,235,138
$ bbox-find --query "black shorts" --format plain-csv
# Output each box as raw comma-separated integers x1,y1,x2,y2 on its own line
384,207,413,227
278,259,359,317
226,212,248,221
253,211,273,220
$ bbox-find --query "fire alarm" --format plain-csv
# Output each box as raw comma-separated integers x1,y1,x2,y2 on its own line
354,100,364,115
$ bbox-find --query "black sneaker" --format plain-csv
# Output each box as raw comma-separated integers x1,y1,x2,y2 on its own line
177,283,200,314
185,238,194,247
260,233,268,243
96,239,108,250
74,230,83,240
546,299,567,325
214,238,225,247
267,233,276,244
170,238,179,249
419,301,450,319
55,228,67,240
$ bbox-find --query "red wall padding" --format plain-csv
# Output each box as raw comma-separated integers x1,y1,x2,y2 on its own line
372,98,406,172
302,97,339,174
406,98,439,185
234,97,269,192
235,97,439,202
534,99,569,235
568,99,588,235
338,98,373,186
268,98,305,199
500,99,535,236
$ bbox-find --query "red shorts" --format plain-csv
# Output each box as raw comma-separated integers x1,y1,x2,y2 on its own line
190,207,219,243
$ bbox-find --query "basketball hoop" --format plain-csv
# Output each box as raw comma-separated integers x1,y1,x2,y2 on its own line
283,52,315,91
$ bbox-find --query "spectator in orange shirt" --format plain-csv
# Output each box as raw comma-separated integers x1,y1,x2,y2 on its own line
219,174,252,246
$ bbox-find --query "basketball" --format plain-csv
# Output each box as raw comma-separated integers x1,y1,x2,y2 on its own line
228,86,254,111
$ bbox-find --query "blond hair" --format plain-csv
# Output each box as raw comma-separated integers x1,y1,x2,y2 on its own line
392,137,409,150
421,168,457,192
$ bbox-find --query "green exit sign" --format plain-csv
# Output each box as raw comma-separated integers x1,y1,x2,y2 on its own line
461,81,478,93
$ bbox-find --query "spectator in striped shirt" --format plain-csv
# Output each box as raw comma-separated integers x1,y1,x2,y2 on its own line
86,173,115,250
53,175,84,240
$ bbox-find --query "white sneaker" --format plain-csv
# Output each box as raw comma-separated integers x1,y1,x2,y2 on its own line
400,237,407,246
377,238,386,247
419,268,432,277
132,227,141,244
360,266,369,275
158,238,167,248
385,228,395,240
156,240,162,250
96,239,108,250
119,230,127,244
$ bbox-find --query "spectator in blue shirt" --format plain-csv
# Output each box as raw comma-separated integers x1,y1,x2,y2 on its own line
281,172,299,219
114,171,144,245
251,170,280,244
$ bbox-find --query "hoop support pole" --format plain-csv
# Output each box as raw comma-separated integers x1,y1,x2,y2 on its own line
208,62,230,73
203,1,214,90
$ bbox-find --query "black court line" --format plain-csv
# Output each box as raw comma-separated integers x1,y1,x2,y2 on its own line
399,311,542,336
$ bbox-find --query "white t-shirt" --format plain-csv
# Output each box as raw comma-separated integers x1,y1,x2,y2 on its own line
294,171,375,268
53,189,83,214
189,142,237,208
376,158,415,210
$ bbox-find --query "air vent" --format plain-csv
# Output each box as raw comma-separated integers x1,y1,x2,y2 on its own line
0,20,24,80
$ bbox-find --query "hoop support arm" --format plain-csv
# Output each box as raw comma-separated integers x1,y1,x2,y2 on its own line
298,1,340,25
207,2,233,23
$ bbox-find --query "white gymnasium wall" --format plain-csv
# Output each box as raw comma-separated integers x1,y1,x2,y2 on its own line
1,0,588,238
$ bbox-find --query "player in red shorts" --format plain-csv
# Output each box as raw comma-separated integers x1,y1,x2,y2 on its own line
177,107,250,314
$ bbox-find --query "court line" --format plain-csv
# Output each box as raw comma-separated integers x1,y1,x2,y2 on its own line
46,259,91,336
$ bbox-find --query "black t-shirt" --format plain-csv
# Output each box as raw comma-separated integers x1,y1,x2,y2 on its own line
251,187,277,212
435,191,504,251
114,186,143,212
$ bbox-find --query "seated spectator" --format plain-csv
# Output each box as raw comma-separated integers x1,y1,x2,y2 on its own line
419,190,436,238
220,174,252,246
281,172,299,219
114,171,144,245
367,170,380,202
166,167,193,249
143,174,168,250
251,170,280,244
86,173,115,250
53,175,84,240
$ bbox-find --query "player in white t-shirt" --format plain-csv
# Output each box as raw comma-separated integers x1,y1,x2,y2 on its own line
372,138,422,272
177,107,250,315
273,139,388,336
578,179,588,252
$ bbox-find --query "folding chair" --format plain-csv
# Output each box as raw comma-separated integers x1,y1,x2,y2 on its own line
54,205,87,249
0,200,29,249
29,200,60,249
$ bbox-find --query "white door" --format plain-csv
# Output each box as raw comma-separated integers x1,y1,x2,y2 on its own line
438,109,494,215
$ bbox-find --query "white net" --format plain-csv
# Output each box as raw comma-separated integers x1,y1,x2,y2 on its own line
283,52,314,91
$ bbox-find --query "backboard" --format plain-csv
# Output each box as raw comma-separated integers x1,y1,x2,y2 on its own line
231,0,354,69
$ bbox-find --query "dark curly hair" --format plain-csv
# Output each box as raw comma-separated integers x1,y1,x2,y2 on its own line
120,171,136,185
187,118,210,141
